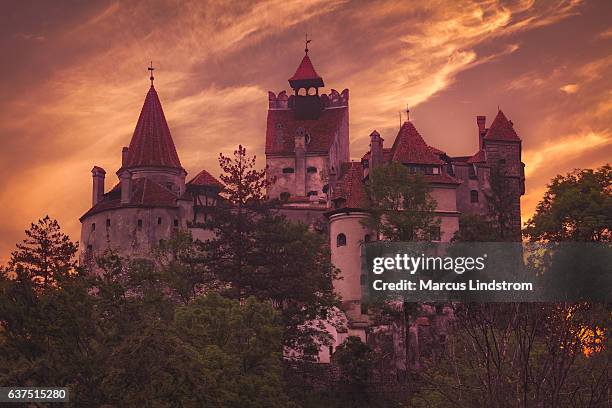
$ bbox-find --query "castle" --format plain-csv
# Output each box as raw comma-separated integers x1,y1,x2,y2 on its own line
80,47,525,362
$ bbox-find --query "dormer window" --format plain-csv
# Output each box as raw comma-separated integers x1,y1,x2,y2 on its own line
468,165,477,179
282,167,294,174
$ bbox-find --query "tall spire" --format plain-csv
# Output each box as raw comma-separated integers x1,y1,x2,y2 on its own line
125,85,182,169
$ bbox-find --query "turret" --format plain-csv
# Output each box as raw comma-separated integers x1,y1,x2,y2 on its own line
288,42,324,120
369,130,384,170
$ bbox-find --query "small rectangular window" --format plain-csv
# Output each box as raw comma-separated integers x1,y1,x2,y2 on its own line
174,219,179,227
158,217,162,225
282,167,294,174
91,223,96,231
106,219,111,227
137,219,143,229
470,190,479,203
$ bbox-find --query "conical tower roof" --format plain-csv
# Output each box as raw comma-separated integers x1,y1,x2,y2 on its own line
484,110,520,141
288,53,324,89
125,86,182,169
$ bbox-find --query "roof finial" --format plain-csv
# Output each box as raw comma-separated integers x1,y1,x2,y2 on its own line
305,32,311,54
406,104,410,121
148,61,155,87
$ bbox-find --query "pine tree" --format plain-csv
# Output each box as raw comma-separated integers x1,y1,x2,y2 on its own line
7,215,78,288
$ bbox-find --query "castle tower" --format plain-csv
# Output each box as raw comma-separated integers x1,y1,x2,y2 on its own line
119,84,187,196
265,44,349,213
79,70,222,263
481,110,525,239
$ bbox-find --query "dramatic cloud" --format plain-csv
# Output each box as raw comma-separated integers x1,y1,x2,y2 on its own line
0,0,610,262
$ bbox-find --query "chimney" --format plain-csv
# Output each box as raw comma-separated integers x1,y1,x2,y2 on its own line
476,116,486,149
122,146,129,167
119,170,132,204
369,130,384,170
91,166,106,206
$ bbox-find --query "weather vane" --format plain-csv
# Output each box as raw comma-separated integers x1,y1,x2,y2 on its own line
305,33,311,54
148,61,155,86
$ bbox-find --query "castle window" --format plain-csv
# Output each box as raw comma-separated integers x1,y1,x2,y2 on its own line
106,218,111,227
429,226,441,242
307,166,317,173
336,233,347,247
280,192,290,202
137,219,143,229
91,223,96,231
470,190,479,203
364,234,371,243
158,217,162,225
282,167,294,174
468,165,477,179
360,302,368,315
322,184,329,194
174,219,179,227
87,244,93,252
307,190,318,196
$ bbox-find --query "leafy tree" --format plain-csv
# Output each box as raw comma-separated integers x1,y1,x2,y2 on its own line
484,165,519,240
0,217,99,405
203,146,339,358
153,231,217,304
332,336,375,406
452,214,500,242
365,162,439,241
524,164,611,242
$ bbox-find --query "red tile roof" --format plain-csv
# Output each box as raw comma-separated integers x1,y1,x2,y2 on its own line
467,150,486,163
80,178,178,220
423,173,461,185
390,122,444,165
265,107,347,155
484,110,520,141
288,54,324,88
332,162,368,209
125,86,183,169
187,169,223,189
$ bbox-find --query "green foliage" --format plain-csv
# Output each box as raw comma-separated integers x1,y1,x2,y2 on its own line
0,217,294,407
524,164,611,242
365,162,439,241
334,336,374,388
203,146,340,359
484,164,518,240
452,214,500,242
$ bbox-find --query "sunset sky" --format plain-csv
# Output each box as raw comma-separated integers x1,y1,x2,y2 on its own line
0,0,611,263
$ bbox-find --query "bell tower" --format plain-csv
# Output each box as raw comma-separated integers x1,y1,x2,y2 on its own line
288,38,324,120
